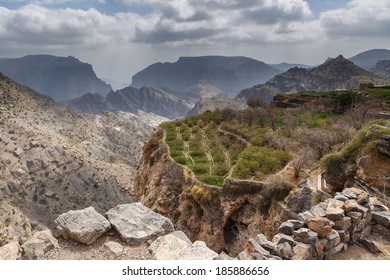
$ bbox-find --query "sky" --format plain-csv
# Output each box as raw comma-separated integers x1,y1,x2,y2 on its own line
0,0,389,88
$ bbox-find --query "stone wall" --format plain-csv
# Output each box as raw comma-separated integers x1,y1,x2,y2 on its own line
240,187,390,260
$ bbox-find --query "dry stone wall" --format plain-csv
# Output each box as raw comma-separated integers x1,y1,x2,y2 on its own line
240,187,390,260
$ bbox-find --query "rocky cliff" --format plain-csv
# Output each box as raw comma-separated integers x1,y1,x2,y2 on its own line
134,129,297,253
0,55,112,101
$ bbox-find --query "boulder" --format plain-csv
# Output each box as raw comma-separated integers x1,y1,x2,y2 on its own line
344,200,368,214
336,230,350,243
326,207,345,221
372,211,390,227
292,242,312,260
357,193,370,205
306,216,334,238
368,197,389,212
22,230,59,260
255,234,277,254
298,211,314,221
292,228,318,246
334,193,348,202
106,203,174,245
149,231,192,260
342,188,366,199
55,207,111,245
276,242,293,259
247,238,271,257
358,237,382,254
346,211,362,224
0,241,21,260
103,241,123,257
178,241,218,260
326,230,341,250
310,203,327,217
334,217,352,231
277,220,304,235
272,233,297,247
315,238,328,256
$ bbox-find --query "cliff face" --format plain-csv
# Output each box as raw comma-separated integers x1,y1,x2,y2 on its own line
0,55,112,101
134,129,292,253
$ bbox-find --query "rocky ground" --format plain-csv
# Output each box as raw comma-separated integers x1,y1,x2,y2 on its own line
44,230,151,260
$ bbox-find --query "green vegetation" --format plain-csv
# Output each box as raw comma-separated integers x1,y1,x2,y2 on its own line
161,86,389,188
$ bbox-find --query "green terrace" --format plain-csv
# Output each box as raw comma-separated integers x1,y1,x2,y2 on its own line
160,112,292,187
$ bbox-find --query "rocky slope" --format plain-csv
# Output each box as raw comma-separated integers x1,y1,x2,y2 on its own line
0,73,149,247
0,55,112,101
63,86,194,119
238,56,388,102
131,56,281,95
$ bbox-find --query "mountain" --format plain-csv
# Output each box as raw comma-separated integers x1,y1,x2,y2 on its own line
0,55,112,101
238,55,388,102
0,72,148,246
269,63,312,72
349,49,390,69
371,60,390,80
63,86,195,119
131,56,282,95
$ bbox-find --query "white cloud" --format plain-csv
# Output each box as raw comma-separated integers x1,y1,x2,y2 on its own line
320,0,390,38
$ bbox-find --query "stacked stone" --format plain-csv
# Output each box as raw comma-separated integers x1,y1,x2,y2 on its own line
240,187,390,260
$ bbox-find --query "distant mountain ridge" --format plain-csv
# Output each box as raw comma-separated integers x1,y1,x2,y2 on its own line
349,49,390,69
63,86,195,119
238,55,388,102
0,54,112,101
131,56,281,95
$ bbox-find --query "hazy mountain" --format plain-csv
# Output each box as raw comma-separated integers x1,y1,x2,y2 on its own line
131,56,282,95
238,55,388,102
64,86,195,119
0,55,112,101
349,49,390,69
269,63,312,72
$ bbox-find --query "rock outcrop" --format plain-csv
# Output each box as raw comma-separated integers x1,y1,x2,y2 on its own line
55,207,111,245
0,241,21,260
21,230,59,260
105,203,175,245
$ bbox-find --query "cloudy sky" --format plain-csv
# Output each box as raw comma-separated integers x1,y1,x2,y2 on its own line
0,0,389,87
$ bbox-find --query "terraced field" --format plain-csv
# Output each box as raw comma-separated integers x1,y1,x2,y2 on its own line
160,113,291,187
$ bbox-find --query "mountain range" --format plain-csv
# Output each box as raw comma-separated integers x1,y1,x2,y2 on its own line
63,86,195,119
131,56,282,95
0,55,112,101
237,55,388,102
